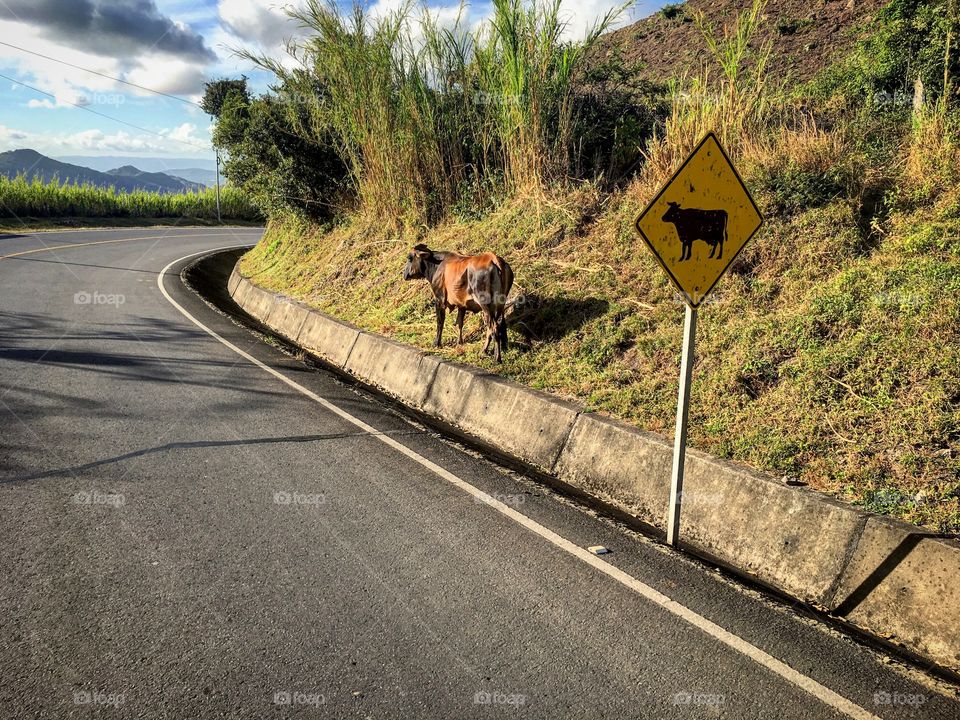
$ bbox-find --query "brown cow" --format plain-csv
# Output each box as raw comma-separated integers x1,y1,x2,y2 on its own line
402,244,514,362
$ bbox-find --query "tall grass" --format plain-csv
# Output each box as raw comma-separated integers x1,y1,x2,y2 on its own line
470,0,623,191
904,102,960,200
250,0,625,226
639,0,771,189
0,174,261,221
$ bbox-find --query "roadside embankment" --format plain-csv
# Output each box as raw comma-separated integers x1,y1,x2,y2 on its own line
227,262,960,676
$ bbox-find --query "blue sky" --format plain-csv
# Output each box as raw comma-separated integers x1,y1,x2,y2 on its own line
0,1,666,166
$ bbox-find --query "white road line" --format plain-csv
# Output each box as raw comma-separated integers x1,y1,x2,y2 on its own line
159,247,882,720
0,231,261,262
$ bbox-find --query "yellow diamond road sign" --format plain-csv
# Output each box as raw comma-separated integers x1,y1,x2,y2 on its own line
634,131,763,308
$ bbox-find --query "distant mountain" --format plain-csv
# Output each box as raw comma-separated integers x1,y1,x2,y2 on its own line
0,149,204,194
107,165,205,193
164,168,218,187
56,155,216,173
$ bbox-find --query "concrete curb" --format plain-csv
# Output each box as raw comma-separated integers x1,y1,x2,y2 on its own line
228,265,960,674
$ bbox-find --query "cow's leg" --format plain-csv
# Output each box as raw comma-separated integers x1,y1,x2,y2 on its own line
456,308,466,345
481,314,493,355
708,241,716,259
716,238,723,259
490,313,502,362
480,307,496,357
435,303,446,347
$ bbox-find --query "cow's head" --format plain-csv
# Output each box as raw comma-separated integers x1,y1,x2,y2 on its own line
403,243,433,281
662,201,681,223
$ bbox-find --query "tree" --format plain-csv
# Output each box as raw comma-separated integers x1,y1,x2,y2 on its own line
208,75,348,220
201,78,250,118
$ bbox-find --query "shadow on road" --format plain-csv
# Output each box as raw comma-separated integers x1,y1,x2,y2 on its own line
3,255,163,274
2,430,425,483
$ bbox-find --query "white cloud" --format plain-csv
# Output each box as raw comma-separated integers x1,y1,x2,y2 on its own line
366,0,631,43
61,129,166,153
218,0,301,49
557,0,634,41
0,124,30,141
0,11,214,110
0,19,122,104
126,59,207,96
1,0,214,62
0,123,209,156
165,122,204,145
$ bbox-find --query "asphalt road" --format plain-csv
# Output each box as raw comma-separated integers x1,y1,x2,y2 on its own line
0,227,957,719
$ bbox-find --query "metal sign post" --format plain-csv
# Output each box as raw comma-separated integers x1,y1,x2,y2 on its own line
633,131,763,547
667,305,697,546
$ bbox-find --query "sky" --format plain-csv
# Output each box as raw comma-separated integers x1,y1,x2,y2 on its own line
0,0,667,166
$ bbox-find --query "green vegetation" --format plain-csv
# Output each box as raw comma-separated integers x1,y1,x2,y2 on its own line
659,3,686,21
213,0,642,226
0,173,262,223
225,0,960,532
775,18,813,36
203,76,347,222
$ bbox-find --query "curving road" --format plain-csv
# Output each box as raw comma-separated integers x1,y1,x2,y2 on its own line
0,227,956,719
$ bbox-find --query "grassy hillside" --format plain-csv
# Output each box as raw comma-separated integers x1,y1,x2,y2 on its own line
229,0,959,532
240,164,960,532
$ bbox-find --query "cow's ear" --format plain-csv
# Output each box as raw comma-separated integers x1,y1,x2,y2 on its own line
413,243,430,256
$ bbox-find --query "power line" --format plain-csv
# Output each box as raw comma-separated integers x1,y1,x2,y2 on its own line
0,40,203,109
0,71,209,151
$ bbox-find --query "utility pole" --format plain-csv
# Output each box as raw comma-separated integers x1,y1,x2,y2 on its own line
215,149,222,224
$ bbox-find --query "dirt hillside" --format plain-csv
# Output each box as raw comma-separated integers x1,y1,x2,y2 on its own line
598,0,888,84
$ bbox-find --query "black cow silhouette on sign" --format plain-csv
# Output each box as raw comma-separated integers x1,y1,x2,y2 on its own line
662,201,728,261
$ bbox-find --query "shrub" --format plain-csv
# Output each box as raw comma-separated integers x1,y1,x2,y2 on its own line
205,76,348,221
804,0,958,112
659,3,685,21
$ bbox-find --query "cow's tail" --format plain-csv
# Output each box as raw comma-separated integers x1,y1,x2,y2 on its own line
490,256,513,349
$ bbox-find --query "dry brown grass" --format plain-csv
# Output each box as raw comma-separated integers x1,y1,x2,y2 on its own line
904,105,960,198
